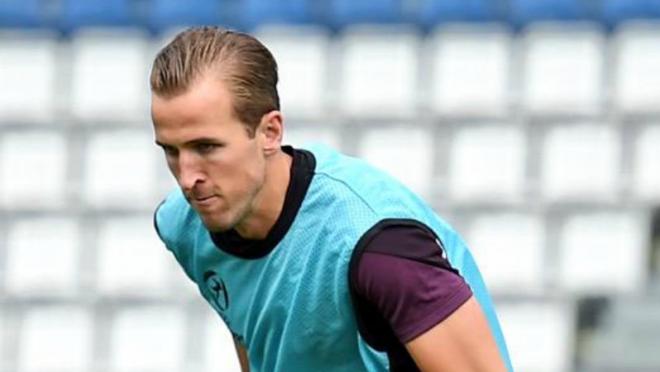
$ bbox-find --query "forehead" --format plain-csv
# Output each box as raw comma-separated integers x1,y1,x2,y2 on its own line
151,75,242,143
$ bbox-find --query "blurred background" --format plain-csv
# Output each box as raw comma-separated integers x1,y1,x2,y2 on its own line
1,0,660,371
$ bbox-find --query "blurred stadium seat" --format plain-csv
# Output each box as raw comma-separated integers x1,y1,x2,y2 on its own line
466,212,545,294
0,131,67,208
509,0,595,28
285,126,342,150
147,0,227,33
110,306,185,372
242,0,315,29
83,130,158,208
327,0,401,28
0,31,58,121
18,306,93,372
69,29,150,122
448,125,526,202
254,25,330,121
0,0,44,28
601,0,660,27
358,126,434,198
558,212,649,294
416,0,504,28
633,124,660,201
96,217,171,297
426,24,511,118
338,26,420,119
5,217,80,297
612,22,660,115
521,23,605,117
59,0,134,33
205,311,242,372
497,301,575,372
541,123,621,202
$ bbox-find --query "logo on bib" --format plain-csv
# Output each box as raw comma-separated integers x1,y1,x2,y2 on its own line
204,270,229,311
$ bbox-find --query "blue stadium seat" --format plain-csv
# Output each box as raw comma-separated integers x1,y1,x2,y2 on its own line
59,0,134,32
148,0,230,34
327,0,402,28
417,0,504,28
241,0,315,30
0,0,43,28
601,0,660,27
509,0,594,28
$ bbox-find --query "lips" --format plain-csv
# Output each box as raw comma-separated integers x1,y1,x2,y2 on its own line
192,195,218,208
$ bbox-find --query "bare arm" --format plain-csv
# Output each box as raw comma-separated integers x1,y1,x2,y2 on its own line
233,338,250,372
405,296,507,372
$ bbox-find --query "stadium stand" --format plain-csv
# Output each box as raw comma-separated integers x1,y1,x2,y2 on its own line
147,0,227,33
0,0,45,28
1,1,660,371
59,0,135,32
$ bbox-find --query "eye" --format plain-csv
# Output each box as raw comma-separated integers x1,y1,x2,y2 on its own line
195,143,219,154
161,145,178,157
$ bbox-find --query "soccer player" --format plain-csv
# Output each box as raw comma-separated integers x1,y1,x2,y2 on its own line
151,26,512,372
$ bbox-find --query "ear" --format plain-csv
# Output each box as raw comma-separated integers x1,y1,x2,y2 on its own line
257,110,284,156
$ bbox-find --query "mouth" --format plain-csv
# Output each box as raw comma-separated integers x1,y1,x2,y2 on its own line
193,195,218,208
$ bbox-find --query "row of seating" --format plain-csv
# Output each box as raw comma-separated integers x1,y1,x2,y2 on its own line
1,122,659,209
1,23,659,124
0,208,650,299
0,302,242,372
1,0,660,33
0,297,581,372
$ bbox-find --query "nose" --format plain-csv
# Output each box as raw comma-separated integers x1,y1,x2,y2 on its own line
177,151,204,191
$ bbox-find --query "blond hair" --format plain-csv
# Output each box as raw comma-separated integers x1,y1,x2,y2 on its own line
150,26,279,136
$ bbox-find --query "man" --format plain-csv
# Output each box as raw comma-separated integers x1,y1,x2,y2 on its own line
151,26,512,371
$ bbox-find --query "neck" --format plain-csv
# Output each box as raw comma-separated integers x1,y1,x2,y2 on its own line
234,150,292,240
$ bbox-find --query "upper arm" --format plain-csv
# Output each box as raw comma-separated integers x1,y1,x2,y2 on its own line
405,296,507,372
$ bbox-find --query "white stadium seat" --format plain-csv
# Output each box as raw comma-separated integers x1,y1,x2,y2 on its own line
18,306,92,372
255,26,330,120
5,217,80,296
466,213,544,294
497,301,575,372
427,25,511,118
0,131,67,209
205,310,242,372
558,212,648,294
448,125,526,203
358,126,434,198
338,26,420,119
110,306,185,372
97,217,171,296
83,130,159,208
522,23,605,116
284,126,341,151
0,31,58,122
613,22,660,115
633,124,660,201
541,123,620,202
69,29,150,122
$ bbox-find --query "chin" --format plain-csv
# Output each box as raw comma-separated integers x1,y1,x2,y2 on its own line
202,219,233,233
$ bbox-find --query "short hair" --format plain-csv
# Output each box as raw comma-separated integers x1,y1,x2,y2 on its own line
150,26,279,136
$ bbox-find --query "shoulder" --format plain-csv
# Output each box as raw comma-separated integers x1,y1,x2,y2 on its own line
349,221,472,344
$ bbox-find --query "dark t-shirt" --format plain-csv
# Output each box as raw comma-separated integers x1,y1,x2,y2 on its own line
209,146,472,370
